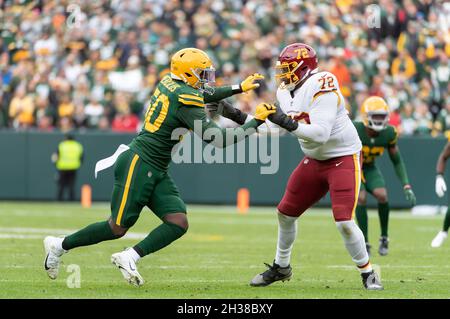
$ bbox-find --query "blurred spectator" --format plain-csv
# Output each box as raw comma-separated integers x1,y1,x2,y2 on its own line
391,50,417,82
434,99,450,136
414,101,434,135
400,103,416,135
0,0,448,138
112,106,139,132
58,94,75,119
84,98,104,128
9,85,35,129
98,116,111,131
59,116,74,133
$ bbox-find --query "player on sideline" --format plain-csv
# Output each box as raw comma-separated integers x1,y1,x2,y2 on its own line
353,96,416,256
43,48,276,286
432,139,450,247
249,43,383,290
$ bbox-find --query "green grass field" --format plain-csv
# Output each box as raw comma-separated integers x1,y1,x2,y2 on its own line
0,201,448,299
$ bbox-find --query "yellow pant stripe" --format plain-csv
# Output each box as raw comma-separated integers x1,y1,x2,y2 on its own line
116,154,139,225
351,153,361,219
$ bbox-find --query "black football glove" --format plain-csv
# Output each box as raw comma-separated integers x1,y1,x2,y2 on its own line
205,99,248,125
205,101,222,118
268,103,299,132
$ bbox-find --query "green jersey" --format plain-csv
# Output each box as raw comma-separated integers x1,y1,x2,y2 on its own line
353,121,398,167
129,75,260,171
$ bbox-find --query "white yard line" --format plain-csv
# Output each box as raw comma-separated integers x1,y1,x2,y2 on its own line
0,227,147,239
0,205,443,219
0,227,224,241
2,263,449,270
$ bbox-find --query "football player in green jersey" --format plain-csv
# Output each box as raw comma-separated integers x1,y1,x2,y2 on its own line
354,96,416,256
43,48,277,286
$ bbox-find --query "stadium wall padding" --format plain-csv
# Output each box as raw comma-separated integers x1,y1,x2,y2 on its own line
0,130,446,208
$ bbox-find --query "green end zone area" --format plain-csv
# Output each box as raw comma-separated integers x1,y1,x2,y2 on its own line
0,202,448,298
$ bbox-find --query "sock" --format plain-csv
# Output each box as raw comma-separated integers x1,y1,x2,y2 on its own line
336,220,372,274
133,222,187,257
53,237,66,256
378,202,390,237
355,205,368,242
443,207,450,232
274,213,298,268
126,248,141,263
62,221,119,250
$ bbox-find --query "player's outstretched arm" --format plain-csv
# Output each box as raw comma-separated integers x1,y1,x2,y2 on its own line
177,103,275,148
388,145,415,205
203,73,264,103
205,99,250,125
269,93,337,144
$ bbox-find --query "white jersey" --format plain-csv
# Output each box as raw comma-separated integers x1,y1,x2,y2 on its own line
276,71,361,160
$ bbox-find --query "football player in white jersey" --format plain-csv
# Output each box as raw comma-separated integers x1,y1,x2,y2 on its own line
250,43,383,290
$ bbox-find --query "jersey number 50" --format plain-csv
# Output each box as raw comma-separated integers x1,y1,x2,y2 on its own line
144,88,169,133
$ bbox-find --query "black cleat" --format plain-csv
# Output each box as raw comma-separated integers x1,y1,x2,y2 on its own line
361,270,383,290
378,236,389,256
366,242,372,257
250,261,292,287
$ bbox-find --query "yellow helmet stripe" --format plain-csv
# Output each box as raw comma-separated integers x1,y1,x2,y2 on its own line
179,98,204,107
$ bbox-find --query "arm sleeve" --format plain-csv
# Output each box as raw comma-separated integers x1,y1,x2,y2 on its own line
203,85,242,103
290,92,338,144
388,148,410,186
177,105,262,148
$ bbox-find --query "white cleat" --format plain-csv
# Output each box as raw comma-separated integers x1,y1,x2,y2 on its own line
43,236,65,279
431,231,448,248
111,249,144,287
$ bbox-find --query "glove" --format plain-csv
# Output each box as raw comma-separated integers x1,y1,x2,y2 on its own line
254,103,276,121
403,185,416,206
268,103,299,132
205,101,221,118
435,174,447,198
205,100,248,125
240,73,265,92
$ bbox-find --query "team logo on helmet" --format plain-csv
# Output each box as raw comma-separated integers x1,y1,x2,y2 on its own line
275,43,318,91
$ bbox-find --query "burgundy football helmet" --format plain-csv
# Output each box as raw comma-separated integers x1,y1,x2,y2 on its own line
275,43,318,91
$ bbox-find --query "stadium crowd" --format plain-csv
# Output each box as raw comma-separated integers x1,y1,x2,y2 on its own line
0,0,449,136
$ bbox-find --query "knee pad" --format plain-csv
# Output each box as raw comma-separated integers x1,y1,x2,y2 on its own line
278,212,298,226
336,220,361,241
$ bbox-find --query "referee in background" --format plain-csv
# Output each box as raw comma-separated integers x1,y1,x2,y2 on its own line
52,133,84,201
